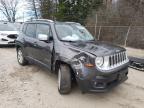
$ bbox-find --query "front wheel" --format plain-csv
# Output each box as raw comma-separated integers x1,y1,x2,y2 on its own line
58,64,71,94
17,48,28,66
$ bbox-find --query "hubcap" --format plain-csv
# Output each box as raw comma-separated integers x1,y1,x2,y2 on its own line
58,68,61,90
17,49,23,64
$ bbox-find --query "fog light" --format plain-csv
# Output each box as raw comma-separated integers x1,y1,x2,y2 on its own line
96,75,104,79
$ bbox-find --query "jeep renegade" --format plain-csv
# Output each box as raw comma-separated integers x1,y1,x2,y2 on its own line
15,19,129,94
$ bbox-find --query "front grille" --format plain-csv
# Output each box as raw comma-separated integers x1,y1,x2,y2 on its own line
96,51,129,71
109,52,127,67
7,35,17,39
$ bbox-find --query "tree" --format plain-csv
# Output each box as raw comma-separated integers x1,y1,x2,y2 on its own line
55,0,102,24
26,0,55,19
37,0,102,24
32,0,38,18
26,0,40,19
0,0,19,22
39,0,55,19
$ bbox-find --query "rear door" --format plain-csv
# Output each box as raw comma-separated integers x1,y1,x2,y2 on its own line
24,23,37,59
35,23,53,69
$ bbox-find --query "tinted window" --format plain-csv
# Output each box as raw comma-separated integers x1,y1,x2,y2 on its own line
36,24,50,37
25,24,36,38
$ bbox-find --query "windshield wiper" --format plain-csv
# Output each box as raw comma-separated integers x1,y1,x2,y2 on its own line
61,39,95,43
60,40,77,42
88,39,95,41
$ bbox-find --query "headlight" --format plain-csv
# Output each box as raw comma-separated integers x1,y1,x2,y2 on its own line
95,57,104,67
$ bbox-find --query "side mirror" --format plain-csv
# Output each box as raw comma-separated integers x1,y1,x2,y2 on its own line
38,34,48,41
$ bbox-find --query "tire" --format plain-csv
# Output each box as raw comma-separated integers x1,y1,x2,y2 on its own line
58,64,71,94
17,47,28,66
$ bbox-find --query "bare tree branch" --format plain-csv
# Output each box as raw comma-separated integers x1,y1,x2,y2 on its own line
26,0,40,19
0,0,19,22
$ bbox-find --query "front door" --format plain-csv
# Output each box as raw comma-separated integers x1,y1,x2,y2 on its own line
35,23,53,70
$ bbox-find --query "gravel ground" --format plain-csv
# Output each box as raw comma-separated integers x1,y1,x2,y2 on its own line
0,47,144,108
126,47,144,58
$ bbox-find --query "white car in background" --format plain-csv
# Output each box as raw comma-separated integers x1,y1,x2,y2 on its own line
0,22,19,46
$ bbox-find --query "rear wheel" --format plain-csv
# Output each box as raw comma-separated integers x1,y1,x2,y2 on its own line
17,47,28,66
58,64,71,94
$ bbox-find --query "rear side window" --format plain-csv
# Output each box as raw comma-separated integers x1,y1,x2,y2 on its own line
36,24,50,37
25,24,36,38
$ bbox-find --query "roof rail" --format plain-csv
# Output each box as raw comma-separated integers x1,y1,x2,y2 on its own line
65,21,81,25
32,19,54,22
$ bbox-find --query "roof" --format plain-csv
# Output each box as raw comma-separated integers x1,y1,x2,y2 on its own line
25,19,81,25
32,19,54,22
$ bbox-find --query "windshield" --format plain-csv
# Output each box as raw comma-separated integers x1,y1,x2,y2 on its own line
55,23,94,41
0,23,16,31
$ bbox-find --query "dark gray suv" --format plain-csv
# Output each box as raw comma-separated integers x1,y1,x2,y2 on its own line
15,19,129,94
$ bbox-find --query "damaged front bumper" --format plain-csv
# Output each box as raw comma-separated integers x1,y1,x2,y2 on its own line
74,63,129,93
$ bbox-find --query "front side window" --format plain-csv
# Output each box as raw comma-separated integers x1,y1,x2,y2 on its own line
55,23,94,41
25,24,36,38
36,24,50,37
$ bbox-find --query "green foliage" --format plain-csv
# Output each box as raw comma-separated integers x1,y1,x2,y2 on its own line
40,0,54,19
92,0,103,9
40,0,103,24
55,0,103,24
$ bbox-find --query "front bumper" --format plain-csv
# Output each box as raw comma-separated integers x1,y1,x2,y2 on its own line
75,65,128,93
0,38,15,46
0,42,15,46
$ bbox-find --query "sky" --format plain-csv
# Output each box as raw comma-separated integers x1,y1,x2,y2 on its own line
0,0,33,22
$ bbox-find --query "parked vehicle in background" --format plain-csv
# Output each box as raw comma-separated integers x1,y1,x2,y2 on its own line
15,19,129,94
0,22,19,46
129,56,144,71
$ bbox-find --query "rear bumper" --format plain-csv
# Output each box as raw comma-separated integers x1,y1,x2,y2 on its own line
76,67,128,93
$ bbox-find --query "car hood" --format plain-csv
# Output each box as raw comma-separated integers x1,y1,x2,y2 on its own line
0,31,19,35
64,41,125,57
